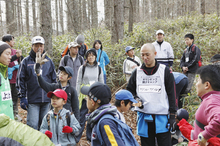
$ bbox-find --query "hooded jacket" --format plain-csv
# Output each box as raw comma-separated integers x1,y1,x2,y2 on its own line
16,49,57,103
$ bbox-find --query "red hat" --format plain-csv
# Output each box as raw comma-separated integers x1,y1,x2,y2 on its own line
47,89,67,101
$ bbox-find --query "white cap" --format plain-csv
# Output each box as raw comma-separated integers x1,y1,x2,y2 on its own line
32,36,45,44
156,29,164,35
68,42,81,49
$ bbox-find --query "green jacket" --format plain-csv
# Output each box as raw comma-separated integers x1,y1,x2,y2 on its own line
0,63,14,120
0,114,55,146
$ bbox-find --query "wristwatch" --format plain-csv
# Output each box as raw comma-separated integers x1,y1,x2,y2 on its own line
198,133,207,144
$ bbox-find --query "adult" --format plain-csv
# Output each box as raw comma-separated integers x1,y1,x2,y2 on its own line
93,40,110,83
0,41,13,119
59,41,84,88
152,29,174,69
2,34,23,117
75,34,88,59
172,72,188,108
126,43,176,146
210,54,220,65
180,33,201,93
76,48,104,142
17,36,57,130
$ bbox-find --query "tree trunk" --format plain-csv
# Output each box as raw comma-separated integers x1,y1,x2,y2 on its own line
111,0,124,43
0,2,2,35
177,0,182,16
82,0,88,30
104,0,112,30
79,0,82,32
59,0,64,34
20,0,23,34
55,0,59,35
136,0,139,22
73,0,79,34
26,0,29,33
190,0,196,12
17,0,21,36
32,0,37,35
201,0,205,15
91,0,98,28
6,0,16,34
66,0,73,32
217,0,219,17
128,0,134,32
39,0,53,57
152,0,157,19
87,0,91,29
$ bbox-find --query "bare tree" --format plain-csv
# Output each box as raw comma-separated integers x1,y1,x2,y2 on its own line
6,0,17,34
16,0,21,35
39,0,53,57
55,0,59,35
217,0,219,17
32,0,37,35
79,0,82,32
0,2,2,35
82,0,88,30
66,0,74,32
59,0,64,34
87,0,91,29
111,0,124,43
91,0,98,28
26,0,29,33
201,0,205,15
104,0,112,30
190,0,196,12
128,0,134,32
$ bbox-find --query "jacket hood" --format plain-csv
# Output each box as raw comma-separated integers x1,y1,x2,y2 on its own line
0,114,10,128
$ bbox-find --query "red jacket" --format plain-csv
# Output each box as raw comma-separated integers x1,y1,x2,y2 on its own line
193,91,220,140
8,48,18,84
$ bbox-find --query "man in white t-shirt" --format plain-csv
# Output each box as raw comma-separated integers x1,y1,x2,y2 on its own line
123,46,141,82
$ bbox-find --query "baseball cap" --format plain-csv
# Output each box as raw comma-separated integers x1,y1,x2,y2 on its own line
32,36,45,44
68,42,81,49
125,46,135,53
81,82,112,103
115,90,137,103
210,54,220,62
176,108,189,121
47,89,67,101
156,29,164,35
59,66,74,77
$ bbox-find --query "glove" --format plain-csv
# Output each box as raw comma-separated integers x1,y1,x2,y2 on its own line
20,97,28,110
177,119,194,140
36,51,49,65
208,137,220,146
167,113,175,131
34,63,41,75
188,140,199,146
62,126,73,133
45,130,52,139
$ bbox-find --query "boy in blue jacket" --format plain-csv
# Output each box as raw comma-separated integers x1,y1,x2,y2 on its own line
40,89,81,146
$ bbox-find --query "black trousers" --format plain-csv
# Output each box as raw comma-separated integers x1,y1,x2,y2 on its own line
176,78,188,108
10,83,18,115
140,115,171,146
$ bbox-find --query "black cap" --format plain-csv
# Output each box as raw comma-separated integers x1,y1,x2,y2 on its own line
177,108,189,121
59,66,74,77
81,82,111,103
210,54,220,62
85,48,97,59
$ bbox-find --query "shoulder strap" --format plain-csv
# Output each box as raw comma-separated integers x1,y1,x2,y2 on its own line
82,66,86,79
64,55,69,66
79,55,83,65
98,50,103,62
46,113,51,131
127,57,140,66
98,66,101,76
66,112,71,126
196,119,220,137
191,44,196,52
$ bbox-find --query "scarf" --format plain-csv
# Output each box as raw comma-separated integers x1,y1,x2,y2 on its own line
86,104,117,128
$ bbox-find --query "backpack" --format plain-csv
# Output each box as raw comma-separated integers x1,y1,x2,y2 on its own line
63,55,84,66
96,114,139,146
61,43,88,58
184,44,202,67
81,65,101,79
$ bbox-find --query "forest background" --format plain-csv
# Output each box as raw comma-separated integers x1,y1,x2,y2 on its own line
1,0,220,145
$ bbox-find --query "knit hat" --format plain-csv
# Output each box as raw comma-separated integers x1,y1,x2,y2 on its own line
176,108,189,121
210,54,220,63
85,48,97,59
0,41,11,56
75,34,85,45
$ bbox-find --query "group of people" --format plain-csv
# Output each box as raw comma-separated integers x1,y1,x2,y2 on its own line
0,30,220,146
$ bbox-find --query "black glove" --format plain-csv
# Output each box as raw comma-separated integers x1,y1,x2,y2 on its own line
34,63,41,75
20,97,28,110
134,96,144,109
167,114,175,131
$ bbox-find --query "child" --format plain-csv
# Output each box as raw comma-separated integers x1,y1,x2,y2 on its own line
35,54,80,122
40,89,81,146
114,89,138,123
123,46,141,82
180,34,201,93
171,108,189,145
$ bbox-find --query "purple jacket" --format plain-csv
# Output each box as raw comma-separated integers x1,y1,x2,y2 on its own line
193,91,220,140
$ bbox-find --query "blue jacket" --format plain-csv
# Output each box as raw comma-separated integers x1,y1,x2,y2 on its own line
96,49,110,75
16,50,57,104
40,108,81,146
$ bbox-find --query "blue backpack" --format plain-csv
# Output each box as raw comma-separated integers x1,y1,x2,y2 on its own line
96,114,139,146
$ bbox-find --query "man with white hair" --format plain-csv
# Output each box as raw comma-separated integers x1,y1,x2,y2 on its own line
17,36,57,130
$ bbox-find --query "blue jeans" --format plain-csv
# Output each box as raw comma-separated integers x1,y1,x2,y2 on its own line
27,102,50,130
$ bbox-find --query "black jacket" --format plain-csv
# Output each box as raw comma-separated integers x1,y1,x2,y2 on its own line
37,75,80,122
126,60,176,113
